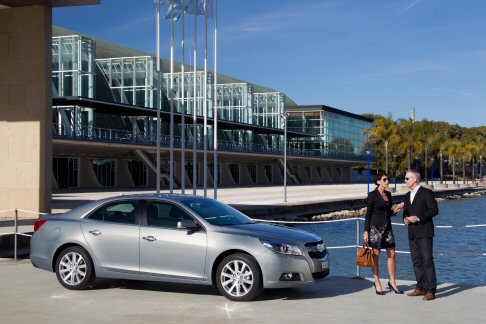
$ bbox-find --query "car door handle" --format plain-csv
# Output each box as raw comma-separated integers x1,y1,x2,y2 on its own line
143,236,156,242
89,230,101,236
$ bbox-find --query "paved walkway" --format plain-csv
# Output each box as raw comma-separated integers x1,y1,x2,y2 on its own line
51,183,376,212
0,259,484,323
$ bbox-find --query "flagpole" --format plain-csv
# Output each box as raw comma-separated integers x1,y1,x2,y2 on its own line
213,0,218,199
203,2,208,197
169,0,175,193
180,0,186,194
156,0,161,194
193,12,197,195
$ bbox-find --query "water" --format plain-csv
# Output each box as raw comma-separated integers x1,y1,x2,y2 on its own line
296,195,486,285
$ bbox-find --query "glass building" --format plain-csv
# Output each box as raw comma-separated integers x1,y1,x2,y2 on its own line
286,105,373,161
50,26,374,189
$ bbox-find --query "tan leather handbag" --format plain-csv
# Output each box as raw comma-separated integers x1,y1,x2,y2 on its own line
356,244,374,267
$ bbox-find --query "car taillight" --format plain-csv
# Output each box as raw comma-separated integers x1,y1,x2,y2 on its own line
34,219,47,232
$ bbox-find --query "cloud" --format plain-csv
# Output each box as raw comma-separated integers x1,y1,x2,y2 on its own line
97,15,154,39
220,1,341,42
401,0,425,14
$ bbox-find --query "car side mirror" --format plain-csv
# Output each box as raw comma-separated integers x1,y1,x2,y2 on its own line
177,219,199,230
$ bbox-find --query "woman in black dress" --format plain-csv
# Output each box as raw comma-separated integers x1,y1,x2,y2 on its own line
364,173,404,295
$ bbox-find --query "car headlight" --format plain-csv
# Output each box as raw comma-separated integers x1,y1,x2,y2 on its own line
260,239,303,256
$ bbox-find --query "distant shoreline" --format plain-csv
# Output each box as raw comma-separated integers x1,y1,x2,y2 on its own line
309,189,486,222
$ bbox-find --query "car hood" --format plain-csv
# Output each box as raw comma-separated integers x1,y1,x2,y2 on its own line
220,222,321,244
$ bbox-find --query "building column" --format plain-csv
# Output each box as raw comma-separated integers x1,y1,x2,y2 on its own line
0,5,52,213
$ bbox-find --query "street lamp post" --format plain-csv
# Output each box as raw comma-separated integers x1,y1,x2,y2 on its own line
415,156,419,172
481,155,484,185
366,150,371,193
393,154,398,191
431,157,435,185
282,112,289,202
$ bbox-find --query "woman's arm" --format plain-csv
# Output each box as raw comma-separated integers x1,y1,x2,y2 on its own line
364,191,375,233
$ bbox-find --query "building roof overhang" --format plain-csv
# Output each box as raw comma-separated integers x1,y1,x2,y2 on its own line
286,105,374,123
0,0,99,8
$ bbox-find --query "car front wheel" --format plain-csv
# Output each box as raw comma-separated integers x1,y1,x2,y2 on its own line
216,253,262,301
55,246,95,290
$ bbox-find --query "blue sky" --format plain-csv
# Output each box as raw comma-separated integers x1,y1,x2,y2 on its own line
53,0,486,127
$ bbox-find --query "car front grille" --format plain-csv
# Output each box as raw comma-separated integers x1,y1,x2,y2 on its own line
305,240,327,259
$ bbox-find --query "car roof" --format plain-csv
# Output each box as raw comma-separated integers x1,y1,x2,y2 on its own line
52,193,210,219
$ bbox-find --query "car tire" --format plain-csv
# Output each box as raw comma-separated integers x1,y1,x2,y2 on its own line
216,253,262,301
55,246,95,290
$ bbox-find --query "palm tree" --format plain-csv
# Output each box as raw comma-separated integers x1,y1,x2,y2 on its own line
459,142,473,184
445,139,461,184
417,120,435,184
363,113,399,174
465,142,480,182
480,142,486,184
397,118,421,171
432,132,449,184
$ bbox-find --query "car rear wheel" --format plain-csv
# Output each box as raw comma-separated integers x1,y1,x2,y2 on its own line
55,246,95,290
216,253,262,301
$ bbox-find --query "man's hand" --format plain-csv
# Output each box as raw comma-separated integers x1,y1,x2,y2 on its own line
393,202,404,213
406,215,420,224
363,231,369,244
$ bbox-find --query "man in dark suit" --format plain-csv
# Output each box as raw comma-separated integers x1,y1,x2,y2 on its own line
402,170,439,301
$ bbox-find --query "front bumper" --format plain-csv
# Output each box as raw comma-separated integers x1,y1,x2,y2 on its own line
258,248,330,288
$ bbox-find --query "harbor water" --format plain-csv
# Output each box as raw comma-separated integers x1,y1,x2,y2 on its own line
297,195,486,285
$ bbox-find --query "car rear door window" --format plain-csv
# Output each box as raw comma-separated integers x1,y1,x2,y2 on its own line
88,201,138,224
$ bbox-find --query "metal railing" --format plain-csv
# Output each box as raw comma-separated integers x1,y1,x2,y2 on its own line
52,124,370,162
3,206,485,278
253,217,486,278
0,208,46,260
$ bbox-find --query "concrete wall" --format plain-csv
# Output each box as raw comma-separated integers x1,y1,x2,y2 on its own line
0,5,52,213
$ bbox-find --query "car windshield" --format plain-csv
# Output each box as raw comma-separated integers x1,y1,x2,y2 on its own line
180,198,254,226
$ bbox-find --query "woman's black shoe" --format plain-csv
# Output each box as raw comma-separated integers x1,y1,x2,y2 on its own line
388,281,404,294
374,283,385,295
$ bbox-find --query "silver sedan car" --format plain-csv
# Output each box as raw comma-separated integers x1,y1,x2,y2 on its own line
31,194,329,301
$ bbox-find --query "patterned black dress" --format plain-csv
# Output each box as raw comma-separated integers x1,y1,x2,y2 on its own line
365,189,396,249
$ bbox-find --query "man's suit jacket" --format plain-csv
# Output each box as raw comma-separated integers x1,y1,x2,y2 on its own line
403,186,438,239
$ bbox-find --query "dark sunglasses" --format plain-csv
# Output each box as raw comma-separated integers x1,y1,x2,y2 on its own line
381,178,389,182
405,177,414,180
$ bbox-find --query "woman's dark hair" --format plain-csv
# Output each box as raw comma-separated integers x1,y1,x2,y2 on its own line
375,172,388,186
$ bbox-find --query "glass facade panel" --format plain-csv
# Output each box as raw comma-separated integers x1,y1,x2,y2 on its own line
52,35,95,98
253,92,285,129
53,156,79,188
96,56,156,108
163,71,213,117
91,159,115,187
217,83,253,124
126,159,147,186
228,163,240,184
287,108,373,160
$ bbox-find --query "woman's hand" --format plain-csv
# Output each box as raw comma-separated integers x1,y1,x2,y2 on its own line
363,231,369,244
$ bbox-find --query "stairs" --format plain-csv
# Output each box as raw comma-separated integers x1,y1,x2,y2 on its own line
276,158,300,184
134,149,177,187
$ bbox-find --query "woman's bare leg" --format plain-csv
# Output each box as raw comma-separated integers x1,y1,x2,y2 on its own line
387,248,398,288
372,248,382,291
